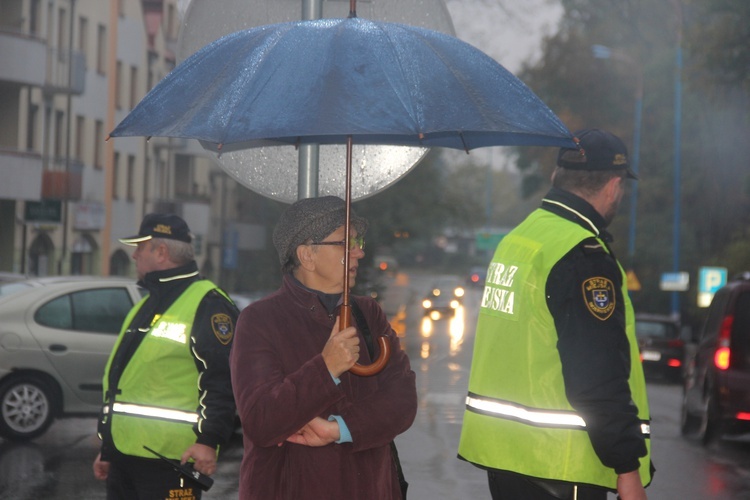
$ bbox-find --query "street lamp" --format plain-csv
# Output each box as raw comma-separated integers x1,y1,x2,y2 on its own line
669,0,683,319
591,45,643,270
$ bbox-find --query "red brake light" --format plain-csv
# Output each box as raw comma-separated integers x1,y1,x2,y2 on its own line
714,315,734,371
379,262,388,271
667,359,682,368
736,412,750,421
471,274,479,283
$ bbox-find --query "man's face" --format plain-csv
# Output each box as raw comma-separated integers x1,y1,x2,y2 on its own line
306,225,365,293
131,240,161,280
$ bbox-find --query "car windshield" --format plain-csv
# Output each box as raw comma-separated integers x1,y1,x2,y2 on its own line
636,320,678,339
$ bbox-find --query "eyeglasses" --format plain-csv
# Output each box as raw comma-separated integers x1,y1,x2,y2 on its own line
310,235,365,250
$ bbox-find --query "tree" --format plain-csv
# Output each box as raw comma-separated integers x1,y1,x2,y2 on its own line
514,0,750,318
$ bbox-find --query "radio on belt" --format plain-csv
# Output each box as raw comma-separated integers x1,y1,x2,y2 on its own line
143,445,214,491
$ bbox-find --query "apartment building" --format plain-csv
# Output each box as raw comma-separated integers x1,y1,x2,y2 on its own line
0,0,263,288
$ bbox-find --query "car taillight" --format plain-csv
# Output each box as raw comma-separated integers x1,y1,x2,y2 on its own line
736,412,750,421
667,359,682,368
714,315,734,371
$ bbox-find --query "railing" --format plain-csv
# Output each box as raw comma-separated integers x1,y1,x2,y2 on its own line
45,46,86,95
41,158,84,200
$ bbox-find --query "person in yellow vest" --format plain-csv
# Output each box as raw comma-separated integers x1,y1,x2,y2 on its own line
458,129,653,500
92,213,238,500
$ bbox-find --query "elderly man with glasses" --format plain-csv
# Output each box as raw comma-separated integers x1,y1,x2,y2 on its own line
230,196,417,500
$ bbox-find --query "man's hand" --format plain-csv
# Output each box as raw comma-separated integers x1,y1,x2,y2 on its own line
93,452,109,480
286,416,340,447
617,470,647,500
322,317,360,378
180,443,217,476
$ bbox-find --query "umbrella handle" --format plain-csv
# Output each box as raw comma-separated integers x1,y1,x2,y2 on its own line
340,305,391,377
349,337,391,377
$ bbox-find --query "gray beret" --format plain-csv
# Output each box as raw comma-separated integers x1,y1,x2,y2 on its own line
272,196,368,270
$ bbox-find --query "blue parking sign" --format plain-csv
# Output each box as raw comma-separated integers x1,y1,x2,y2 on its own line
699,267,727,294
698,267,727,308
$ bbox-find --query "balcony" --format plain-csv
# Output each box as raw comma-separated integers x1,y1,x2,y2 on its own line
45,46,86,95
0,30,46,87
0,29,85,94
0,147,43,200
41,159,83,200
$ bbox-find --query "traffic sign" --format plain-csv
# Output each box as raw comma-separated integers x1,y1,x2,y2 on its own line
697,266,727,307
660,272,689,292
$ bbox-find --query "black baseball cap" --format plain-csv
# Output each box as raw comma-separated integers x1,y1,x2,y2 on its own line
557,128,638,180
119,213,192,246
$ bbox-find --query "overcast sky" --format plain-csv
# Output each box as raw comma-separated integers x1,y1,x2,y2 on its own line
445,0,562,73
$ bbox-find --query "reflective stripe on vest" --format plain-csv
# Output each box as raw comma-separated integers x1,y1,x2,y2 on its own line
104,402,199,424
465,393,651,436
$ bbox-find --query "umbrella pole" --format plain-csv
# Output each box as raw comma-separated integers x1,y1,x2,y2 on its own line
340,136,353,329
344,136,391,377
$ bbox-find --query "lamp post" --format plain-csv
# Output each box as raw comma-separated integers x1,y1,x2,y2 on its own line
591,45,643,270
669,0,683,319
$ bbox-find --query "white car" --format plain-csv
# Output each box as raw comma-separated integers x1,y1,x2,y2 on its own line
0,276,145,441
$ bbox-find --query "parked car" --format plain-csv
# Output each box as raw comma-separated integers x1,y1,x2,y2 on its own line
635,313,685,382
681,272,750,443
0,276,145,441
421,275,465,319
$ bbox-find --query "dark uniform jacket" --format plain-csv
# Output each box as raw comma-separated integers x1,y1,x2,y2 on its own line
543,187,647,474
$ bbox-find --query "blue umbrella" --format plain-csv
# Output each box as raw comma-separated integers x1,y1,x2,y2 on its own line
110,16,574,152
110,11,576,375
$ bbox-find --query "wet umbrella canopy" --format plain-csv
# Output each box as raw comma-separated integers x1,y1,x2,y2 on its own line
111,16,573,152
110,6,576,374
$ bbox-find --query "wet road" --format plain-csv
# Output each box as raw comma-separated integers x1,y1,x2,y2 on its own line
2,270,750,499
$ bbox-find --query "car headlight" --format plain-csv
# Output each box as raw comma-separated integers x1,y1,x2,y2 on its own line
454,286,465,298
422,299,432,309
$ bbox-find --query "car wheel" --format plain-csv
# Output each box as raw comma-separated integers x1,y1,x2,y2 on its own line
0,376,56,441
697,388,722,445
680,389,701,436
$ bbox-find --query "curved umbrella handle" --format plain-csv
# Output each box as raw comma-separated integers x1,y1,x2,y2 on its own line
349,337,391,377
340,304,391,377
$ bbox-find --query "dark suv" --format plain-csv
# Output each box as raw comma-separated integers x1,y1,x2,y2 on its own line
681,272,750,443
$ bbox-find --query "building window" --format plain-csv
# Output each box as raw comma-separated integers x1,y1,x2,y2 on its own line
26,104,38,151
97,24,107,75
174,154,193,198
115,61,122,109
75,115,85,162
127,155,135,201
58,7,67,51
129,66,138,109
113,152,120,199
29,0,41,36
54,110,65,159
94,120,103,169
78,17,88,67
167,4,177,40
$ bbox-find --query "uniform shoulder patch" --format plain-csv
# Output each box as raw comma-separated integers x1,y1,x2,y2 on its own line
211,313,234,345
582,277,616,320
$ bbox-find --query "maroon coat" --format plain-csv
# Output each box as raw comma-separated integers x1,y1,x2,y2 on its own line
231,275,417,499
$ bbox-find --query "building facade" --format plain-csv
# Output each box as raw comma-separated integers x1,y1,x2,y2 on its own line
0,0,263,288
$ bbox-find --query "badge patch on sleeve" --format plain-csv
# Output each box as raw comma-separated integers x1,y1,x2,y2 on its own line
211,313,234,345
582,277,616,320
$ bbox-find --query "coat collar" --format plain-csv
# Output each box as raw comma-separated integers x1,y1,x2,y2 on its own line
540,187,613,243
